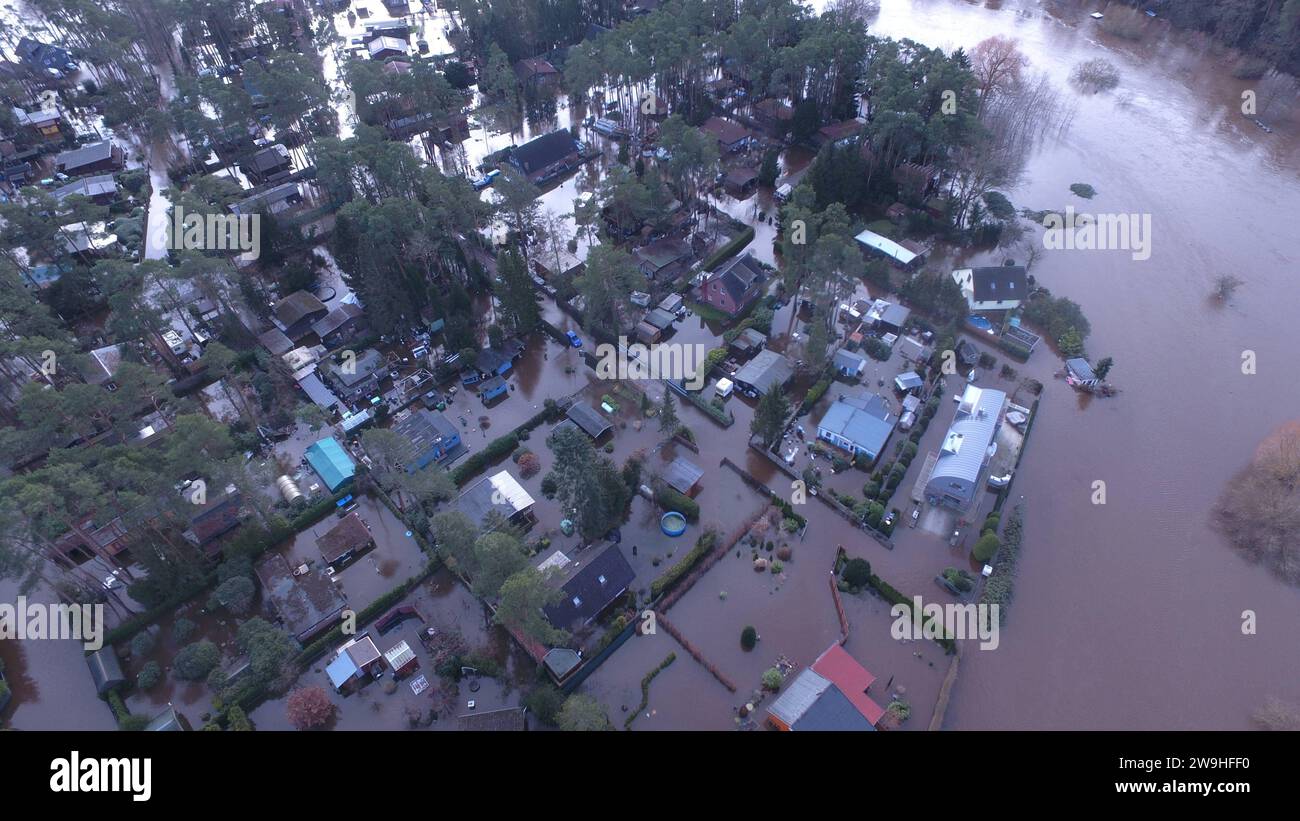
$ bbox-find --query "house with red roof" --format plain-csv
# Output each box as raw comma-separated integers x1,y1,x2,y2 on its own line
767,643,887,731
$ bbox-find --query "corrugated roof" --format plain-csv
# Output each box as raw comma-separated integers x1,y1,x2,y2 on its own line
566,402,612,439
733,349,793,395
854,229,918,266
305,437,356,491
457,470,534,528
818,394,894,455
928,384,1005,488
664,456,704,494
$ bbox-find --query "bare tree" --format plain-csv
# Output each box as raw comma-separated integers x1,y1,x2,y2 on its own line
970,35,1029,117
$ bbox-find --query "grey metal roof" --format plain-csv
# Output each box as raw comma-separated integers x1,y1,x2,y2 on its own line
565,401,612,439
645,308,677,329
55,140,115,171
818,394,894,455
296,371,341,410
833,347,866,373
51,174,116,201
311,302,364,338
457,470,534,528
928,384,1006,488
664,456,704,494
86,648,125,695
1065,358,1096,381
391,409,459,462
328,348,384,387
733,349,793,395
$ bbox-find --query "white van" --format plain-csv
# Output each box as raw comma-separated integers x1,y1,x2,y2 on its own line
774,183,793,203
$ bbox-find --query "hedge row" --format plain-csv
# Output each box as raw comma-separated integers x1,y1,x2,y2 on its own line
869,573,954,652
650,531,718,599
700,225,755,271
670,381,734,427
450,402,560,487
624,653,677,730
296,560,440,667
653,485,700,522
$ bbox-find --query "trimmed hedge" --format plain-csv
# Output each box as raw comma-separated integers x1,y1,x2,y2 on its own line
650,531,718,599
451,403,560,487
700,225,755,271
654,485,700,522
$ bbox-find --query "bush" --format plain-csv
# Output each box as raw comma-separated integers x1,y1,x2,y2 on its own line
650,530,718,598
136,661,163,691
522,684,565,726
173,640,221,681
654,485,700,522
842,557,872,588
130,630,156,658
517,451,541,478
286,686,334,730
172,618,197,644
740,626,757,651
540,475,558,497
209,576,255,615
973,532,1001,562
862,338,892,361
761,668,784,690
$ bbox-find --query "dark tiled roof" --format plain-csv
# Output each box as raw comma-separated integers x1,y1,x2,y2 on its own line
543,544,635,630
710,253,764,307
971,265,1027,303
511,131,578,175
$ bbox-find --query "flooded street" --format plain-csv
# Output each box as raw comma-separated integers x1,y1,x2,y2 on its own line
853,0,1300,729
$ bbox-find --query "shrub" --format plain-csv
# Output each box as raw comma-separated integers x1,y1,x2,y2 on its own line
842,557,872,588
286,686,334,730
173,640,221,681
775,546,792,561
740,626,757,651
209,576,255,615
973,532,1001,563
523,684,565,726
654,485,700,522
119,715,151,731
130,630,156,658
136,661,163,690
517,451,541,478
172,618,197,644
863,338,892,361
761,668,783,690
540,475,558,497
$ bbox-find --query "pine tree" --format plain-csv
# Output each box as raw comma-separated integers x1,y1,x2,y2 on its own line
658,391,680,433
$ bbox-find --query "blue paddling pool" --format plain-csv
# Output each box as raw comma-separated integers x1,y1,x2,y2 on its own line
660,512,687,536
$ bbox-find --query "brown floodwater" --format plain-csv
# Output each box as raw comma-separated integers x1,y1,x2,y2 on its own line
841,0,1300,729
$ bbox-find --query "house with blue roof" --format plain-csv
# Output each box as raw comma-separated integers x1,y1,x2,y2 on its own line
816,393,895,465
305,437,356,491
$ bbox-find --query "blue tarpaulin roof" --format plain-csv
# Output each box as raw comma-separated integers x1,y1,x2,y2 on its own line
306,437,356,491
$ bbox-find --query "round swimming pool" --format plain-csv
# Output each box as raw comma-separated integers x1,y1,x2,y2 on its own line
967,315,993,332
660,512,687,537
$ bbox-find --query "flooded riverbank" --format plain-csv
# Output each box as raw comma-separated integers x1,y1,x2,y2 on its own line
852,0,1300,729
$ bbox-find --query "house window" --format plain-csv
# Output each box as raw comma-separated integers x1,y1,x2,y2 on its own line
597,574,607,585
572,596,582,607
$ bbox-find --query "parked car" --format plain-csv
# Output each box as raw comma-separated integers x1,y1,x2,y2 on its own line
565,330,583,348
